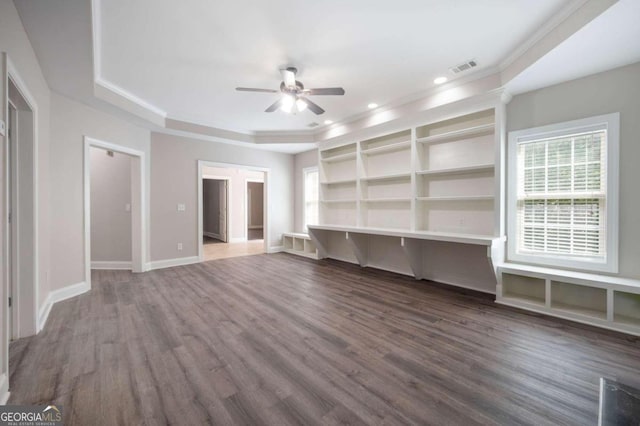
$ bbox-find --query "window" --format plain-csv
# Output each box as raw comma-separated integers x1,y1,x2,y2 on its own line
303,167,319,231
508,113,619,272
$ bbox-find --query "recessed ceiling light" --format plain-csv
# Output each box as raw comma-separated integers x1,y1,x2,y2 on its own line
324,119,333,125
367,103,378,109
434,76,448,85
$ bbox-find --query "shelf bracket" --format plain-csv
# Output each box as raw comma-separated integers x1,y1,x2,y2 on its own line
401,237,423,280
307,228,328,259
345,232,368,267
488,236,506,276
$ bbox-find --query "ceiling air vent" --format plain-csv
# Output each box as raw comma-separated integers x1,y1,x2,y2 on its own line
449,60,477,75
307,122,319,128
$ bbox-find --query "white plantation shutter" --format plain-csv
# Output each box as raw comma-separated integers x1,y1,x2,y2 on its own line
304,168,319,230
516,127,607,259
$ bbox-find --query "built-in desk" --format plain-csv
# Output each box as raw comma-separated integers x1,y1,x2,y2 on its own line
307,224,505,294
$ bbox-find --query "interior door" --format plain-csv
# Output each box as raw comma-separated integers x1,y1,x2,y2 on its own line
219,180,228,242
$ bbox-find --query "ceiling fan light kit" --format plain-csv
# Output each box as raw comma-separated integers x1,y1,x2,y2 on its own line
236,67,345,115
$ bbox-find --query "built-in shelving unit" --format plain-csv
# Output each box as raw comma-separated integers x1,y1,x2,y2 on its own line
497,264,640,336
314,99,506,294
318,108,499,235
313,90,639,336
282,232,319,259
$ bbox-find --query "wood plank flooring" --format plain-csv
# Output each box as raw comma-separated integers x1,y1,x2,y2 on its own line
203,237,264,261
8,254,640,425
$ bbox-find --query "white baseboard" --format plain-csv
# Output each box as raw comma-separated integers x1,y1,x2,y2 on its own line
38,281,90,332
147,256,200,271
37,294,52,333
90,261,132,270
0,373,9,405
267,245,284,254
248,225,263,230
203,231,221,240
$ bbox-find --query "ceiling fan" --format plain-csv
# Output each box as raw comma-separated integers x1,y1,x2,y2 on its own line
236,67,345,115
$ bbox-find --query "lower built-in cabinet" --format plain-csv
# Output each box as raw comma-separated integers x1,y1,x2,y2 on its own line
498,264,640,336
282,233,319,259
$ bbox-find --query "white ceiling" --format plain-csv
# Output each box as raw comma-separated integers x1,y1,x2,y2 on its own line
95,0,566,132
507,0,640,94
14,0,639,152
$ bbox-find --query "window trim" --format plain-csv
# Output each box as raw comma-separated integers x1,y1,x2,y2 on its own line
302,166,319,232
507,113,619,273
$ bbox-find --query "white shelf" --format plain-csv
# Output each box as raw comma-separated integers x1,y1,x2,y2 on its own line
321,199,357,204
282,233,319,260
417,164,494,176
361,198,412,203
500,295,546,308
416,123,494,145
497,263,640,290
321,152,357,163
551,302,607,321
361,172,412,182
320,178,357,185
416,195,494,202
497,265,640,336
361,140,411,155
308,224,497,246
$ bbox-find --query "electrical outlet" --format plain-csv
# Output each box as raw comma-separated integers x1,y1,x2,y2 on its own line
177,204,186,211
177,243,183,251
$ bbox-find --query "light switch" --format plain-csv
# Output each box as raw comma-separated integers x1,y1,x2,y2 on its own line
177,203,186,211
125,203,131,212
0,120,5,137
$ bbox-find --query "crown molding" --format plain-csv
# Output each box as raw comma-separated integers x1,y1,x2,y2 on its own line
88,0,610,152
500,0,618,84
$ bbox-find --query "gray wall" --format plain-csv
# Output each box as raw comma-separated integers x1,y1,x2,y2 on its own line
150,132,293,261
507,61,640,279
49,92,151,290
203,179,222,237
90,147,132,262
293,149,318,233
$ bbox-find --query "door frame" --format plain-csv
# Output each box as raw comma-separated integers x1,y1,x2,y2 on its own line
202,175,230,243
83,137,147,290
7,100,17,340
1,54,40,401
197,160,270,262
5,58,39,340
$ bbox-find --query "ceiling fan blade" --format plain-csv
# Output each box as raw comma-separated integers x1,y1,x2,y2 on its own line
301,98,325,115
265,99,283,113
236,87,279,93
304,87,345,96
281,68,296,88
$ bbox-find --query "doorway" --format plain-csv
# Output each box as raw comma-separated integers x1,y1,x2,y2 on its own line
246,180,264,241
83,137,146,288
198,161,269,261
89,147,134,270
202,178,229,244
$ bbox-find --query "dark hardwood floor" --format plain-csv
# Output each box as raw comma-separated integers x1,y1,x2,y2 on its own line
8,254,640,425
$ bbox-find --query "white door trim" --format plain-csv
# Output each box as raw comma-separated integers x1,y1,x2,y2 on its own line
197,161,270,262
5,57,39,341
83,137,147,290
